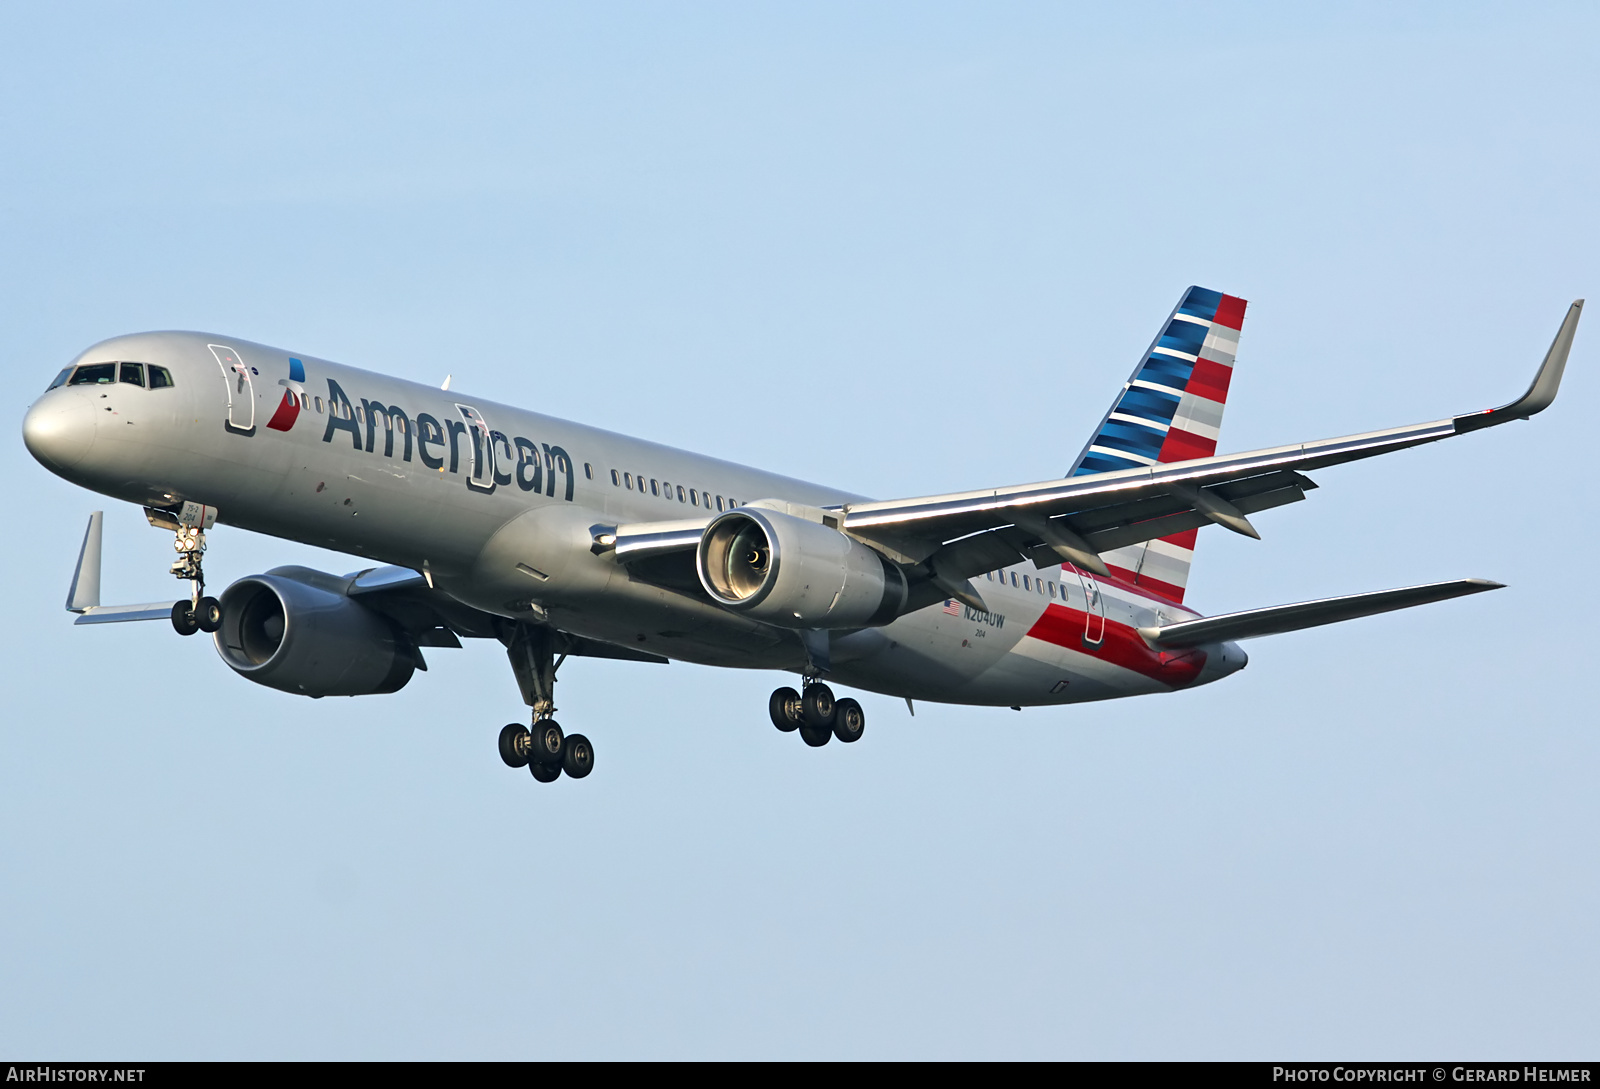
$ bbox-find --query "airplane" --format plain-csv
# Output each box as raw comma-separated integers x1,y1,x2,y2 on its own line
21,287,1583,784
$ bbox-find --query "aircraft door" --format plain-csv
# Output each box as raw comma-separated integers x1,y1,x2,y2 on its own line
210,344,256,435
454,404,495,493
1073,565,1106,647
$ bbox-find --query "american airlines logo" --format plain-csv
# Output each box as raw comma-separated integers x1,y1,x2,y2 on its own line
316,378,577,501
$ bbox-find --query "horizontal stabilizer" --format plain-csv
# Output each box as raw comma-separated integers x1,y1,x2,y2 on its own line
1140,578,1503,648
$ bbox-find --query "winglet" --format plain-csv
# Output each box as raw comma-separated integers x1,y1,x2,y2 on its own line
67,511,103,613
1456,299,1583,433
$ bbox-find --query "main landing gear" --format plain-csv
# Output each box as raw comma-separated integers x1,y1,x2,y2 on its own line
768,680,865,747
163,502,223,637
498,622,595,784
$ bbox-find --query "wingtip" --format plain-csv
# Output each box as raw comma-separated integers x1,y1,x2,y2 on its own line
1455,300,1583,432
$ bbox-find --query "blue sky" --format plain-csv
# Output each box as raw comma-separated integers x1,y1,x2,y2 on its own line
3,2,1597,1058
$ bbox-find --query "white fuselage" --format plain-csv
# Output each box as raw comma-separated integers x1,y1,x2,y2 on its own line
23,331,1246,707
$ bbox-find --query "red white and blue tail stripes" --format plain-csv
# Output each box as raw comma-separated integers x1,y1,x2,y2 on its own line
1067,286,1247,604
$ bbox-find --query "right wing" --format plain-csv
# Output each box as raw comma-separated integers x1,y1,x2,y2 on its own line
835,300,1582,610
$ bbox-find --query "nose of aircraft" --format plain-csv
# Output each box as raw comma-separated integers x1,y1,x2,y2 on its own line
23,391,97,472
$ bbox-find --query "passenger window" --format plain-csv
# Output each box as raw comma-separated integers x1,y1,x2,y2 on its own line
148,366,175,389
1037,579,1045,595
119,362,145,387
397,417,408,434
68,363,116,386
47,367,73,391
1022,575,1030,591
689,489,698,506
676,485,686,502
314,396,324,413
1049,581,1057,598
624,472,633,489
716,496,725,511
650,480,660,497
611,469,620,486
584,463,594,480
1010,572,1018,587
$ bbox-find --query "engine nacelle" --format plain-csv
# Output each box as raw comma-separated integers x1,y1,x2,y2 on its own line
697,507,907,629
213,567,417,697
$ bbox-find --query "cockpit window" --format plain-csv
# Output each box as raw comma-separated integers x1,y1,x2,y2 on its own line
119,362,146,387
47,367,73,391
68,363,116,386
148,366,175,389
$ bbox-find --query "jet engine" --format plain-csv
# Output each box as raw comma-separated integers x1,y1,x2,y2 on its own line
697,507,906,629
213,567,418,697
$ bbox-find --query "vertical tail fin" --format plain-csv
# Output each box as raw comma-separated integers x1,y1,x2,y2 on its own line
1067,285,1248,603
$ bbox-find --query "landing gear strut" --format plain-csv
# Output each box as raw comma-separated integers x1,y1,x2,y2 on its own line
162,502,222,637
499,622,595,784
768,679,866,747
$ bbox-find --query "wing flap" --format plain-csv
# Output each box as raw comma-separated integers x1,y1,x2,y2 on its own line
1075,479,1311,557
1140,578,1503,648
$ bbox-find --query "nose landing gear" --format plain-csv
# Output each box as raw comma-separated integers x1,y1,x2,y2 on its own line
159,502,223,637
499,623,596,784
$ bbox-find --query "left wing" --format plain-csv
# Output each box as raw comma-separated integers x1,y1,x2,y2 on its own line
65,511,182,624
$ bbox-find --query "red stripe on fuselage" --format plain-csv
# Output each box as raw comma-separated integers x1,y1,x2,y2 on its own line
1025,602,1207,687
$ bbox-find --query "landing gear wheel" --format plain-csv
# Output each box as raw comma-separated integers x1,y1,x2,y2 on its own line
529,719,565,765
769,687,803,732
831,698,865,743
802,683,835,729
529,760,562,783
195,596,222,633
170,601,199,636
562,734,594,779
498,723,531,768
798,722,833,747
